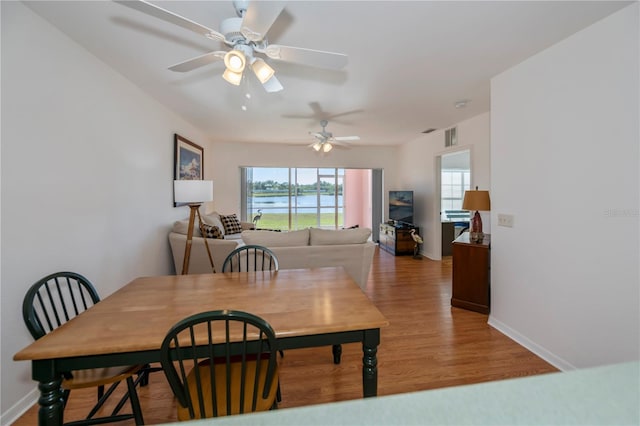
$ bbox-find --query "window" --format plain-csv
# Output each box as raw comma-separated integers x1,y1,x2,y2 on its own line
242,167,345,230
441,169,471,213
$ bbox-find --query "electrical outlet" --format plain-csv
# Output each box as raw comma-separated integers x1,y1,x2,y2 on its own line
498,213,514,228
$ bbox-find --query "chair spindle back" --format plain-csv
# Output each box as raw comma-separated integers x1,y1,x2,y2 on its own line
160,310,279,420
221,245,279,273
23,272,100,340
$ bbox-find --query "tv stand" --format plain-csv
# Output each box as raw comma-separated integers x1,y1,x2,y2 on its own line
379,223,419,256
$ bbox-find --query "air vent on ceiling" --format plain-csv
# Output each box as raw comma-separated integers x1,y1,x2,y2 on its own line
422,128,436,134
445,127,457,147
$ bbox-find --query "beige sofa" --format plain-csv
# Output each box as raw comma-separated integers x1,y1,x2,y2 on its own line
241,227,375,288
169,221,376,288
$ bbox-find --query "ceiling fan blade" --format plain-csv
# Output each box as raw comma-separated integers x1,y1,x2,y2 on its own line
263,45,348,70
282,113,313,119
328,109,364,120
330,140,352,149
168,51,226,72
282,104,363,124
333,136,360,141
309,101,324,116
114,0,225,41
309,132,324,139
262,75,283,93
241,1,286,42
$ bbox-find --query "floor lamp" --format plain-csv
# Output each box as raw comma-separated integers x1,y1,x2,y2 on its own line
174,180,215,275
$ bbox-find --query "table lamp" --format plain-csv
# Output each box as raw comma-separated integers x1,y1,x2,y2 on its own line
462,186,491,243
174,180,214,274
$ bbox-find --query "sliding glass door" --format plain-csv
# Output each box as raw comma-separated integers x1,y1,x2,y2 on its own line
242,167,344,230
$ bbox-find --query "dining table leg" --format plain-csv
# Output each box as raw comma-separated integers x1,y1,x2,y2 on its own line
33,361,64,426
332,344,342,364
362,328,380,397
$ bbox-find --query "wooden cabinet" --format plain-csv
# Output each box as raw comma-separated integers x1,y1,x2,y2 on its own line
379,223,418,256
451,232,490,314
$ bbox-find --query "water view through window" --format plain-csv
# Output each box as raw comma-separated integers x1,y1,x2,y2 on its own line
243,167,345,230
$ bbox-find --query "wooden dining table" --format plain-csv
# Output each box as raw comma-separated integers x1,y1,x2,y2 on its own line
14,266,389,426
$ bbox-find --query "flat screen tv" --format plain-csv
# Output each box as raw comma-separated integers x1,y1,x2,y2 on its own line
389,190,413,225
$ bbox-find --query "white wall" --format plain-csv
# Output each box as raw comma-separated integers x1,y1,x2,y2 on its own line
397,112,491,259
0,3,211,422
208,141,398,218
489,3,639,370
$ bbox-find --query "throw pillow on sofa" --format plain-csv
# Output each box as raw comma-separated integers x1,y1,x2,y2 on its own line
172,220,202,237
201,223,224,239
220,213,243,235
202,212,226,236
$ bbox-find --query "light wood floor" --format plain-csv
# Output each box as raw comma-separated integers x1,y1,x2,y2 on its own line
13,248,557,425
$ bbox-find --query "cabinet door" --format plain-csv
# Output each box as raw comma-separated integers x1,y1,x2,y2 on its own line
451,243,490,313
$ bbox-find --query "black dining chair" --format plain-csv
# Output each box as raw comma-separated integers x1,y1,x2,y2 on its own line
160,310,280,420
221,244,284,398
222,245,343,365
22,271,145,425
221,245,279,272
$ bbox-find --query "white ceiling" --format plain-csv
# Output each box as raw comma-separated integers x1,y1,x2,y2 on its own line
24,1,631,147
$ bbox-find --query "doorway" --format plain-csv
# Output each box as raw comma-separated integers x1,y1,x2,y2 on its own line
439,150,471,256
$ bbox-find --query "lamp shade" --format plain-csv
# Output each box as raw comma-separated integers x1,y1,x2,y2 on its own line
251,58,275,83
174,180,213,204
223,50,246,73
222,68,242,86
462,189,491,211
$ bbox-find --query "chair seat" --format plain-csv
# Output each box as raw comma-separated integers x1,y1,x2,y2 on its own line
178,358,279,420
62,365,144,389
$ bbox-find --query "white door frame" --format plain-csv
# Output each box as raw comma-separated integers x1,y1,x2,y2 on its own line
434,147,473,260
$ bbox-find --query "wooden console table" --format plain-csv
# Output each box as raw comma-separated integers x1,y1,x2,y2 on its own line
451,232,490,314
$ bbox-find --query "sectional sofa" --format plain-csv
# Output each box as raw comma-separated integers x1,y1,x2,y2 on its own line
241,227,376,288
168,213,376,288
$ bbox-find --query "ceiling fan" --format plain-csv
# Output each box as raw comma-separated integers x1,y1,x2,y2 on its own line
309,120,360,153
114,0,348,93
283,101,364,126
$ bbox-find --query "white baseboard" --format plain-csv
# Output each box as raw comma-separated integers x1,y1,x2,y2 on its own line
488,315,577,372
1,387,38,426
424,251,439,261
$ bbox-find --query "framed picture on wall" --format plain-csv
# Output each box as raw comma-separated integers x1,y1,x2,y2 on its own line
174,134,203,180
174,134,203,206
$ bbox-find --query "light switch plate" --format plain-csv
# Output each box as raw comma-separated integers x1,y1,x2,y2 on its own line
498,213,514,227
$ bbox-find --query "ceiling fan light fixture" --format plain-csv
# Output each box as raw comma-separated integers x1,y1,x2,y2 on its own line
251,58,275,84
224,49,246,73
262,75,284,93
222,68,243,86
312,142,322,151
114,0,349,94
322,142,333,153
